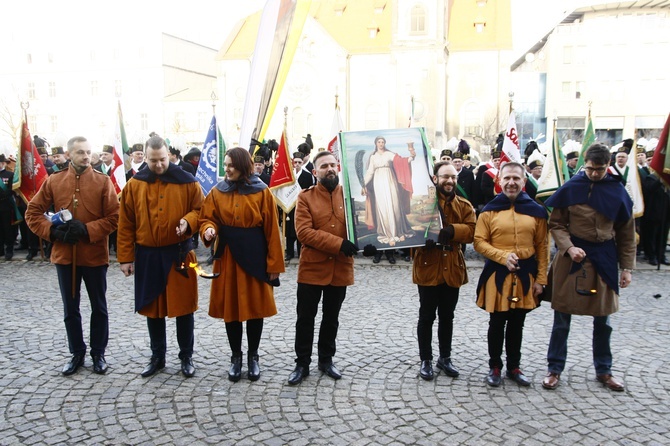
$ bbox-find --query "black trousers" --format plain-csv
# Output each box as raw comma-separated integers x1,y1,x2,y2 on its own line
417,283,460,361
55,264,109,357
295,283,346,367
225,319,264,355
0,209,13,251
146,313,194,360
487,309,530,370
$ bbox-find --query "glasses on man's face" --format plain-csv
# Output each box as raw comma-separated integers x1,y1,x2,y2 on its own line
584,166,607,174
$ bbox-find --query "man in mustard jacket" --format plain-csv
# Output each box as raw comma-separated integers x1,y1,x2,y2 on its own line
413,162,476,380
118,135,204,378
26,136,119,376
287,151,357,385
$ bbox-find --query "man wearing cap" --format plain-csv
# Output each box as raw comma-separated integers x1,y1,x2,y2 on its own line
26,136,119,376
126,144,147,180
566,151,579,178
284,152,316,261
609,147,629,185
34,136,54,169
525,154,544,200
47,146,70,175
0,154,19,260
478,149,502,207
96,145,116,175
452,151,475,205
439,149,452,163
253,155,270,185
183,147,201,171
169,147,196,176
118,135,203,378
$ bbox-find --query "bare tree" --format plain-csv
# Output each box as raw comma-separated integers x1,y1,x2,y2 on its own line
0,98,21,147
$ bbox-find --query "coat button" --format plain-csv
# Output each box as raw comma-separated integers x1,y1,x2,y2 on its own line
331,224,335,227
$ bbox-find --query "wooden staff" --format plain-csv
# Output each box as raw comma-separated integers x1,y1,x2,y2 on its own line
71,195,78,298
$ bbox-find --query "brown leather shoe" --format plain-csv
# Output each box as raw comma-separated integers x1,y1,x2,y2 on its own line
542,372,560,390
596,374,624,391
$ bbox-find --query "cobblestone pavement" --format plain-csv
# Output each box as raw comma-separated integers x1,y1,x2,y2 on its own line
1,247,669,445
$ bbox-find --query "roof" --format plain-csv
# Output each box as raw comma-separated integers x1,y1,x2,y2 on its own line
217,0,392,60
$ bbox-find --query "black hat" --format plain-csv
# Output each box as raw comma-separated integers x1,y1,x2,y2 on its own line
617,145,629,155
0,154,6,163
37,146,49,156
622,138,634,151
183,147,201,162
491,150,502,159
33,135,48,149
457,139,470,154
565,151,579,160
168,146,181,157
253,155,265,163
102,145,114,154
646,149,655,158
51,146,65,156
452,151,464,160
304,134,313,150
130,143,144,153
298,142,311,156
440,149,452,158
528,159,544,170
495,132,504,151
292,152,305,160
463,154,471,161
267,139,279,153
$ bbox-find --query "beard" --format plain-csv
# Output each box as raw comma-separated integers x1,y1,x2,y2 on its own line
437,185,455,199
320,174,339,191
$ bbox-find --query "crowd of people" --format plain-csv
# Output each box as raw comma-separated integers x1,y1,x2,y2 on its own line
2,129,661,393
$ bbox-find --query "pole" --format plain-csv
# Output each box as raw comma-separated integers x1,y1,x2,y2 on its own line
71,195,78,298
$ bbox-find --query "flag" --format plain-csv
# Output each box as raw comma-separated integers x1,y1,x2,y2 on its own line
216,125,227,178
327,103,344,168
536,124,569,201
576,112,596,172
110,100,128,194
649,113,670,187
269,129,295,189
501,111,522,164
16,116,47,204
625,140,644,218
195,115,221,196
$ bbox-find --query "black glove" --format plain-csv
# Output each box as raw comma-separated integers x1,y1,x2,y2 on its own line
438,225,455,245
340,240,358,257
50,225,68,243
362,244,378,257
68,219,88,237
424,239,436,250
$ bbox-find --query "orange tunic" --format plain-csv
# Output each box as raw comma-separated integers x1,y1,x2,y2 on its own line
117,177,204,318
26,165,119,266
199,186,284,322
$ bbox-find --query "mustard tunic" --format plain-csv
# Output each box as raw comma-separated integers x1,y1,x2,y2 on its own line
474,207,549,312
199,187,284,322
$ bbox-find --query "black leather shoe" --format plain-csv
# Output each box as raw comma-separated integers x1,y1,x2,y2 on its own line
387,255,396,264
181,357,196,378
662,258,670,266
141,356,165,377
650,258,659,266
507,368,531,386
373,253,381,264
248,352,260,381
26,250,38,261
318,362,342,380
62,354,85,376
92,355,108,374
4,250,13,261
288,365,309,385
419,360,434,381
436,357,460,377
228,353,242,382
486,367,502,387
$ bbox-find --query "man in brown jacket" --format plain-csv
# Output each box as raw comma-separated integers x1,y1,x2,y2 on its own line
118,135,203,378
287,151,357,385
413,162,476,380
26,136,119,376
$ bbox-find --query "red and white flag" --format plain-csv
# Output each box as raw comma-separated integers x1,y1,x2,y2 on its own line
110,100,128,194
16,117,47,203
501,111,522,164
269,129,295,189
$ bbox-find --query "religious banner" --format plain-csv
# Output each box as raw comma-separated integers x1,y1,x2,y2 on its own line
339,127,441,251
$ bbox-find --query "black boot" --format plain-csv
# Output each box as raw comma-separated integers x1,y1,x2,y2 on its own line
4,247,13,261
26,250,38,261
248,351,260,381
228,352,242,382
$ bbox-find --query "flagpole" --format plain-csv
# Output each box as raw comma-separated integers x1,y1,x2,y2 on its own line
282,106,288,257
508,91,514,114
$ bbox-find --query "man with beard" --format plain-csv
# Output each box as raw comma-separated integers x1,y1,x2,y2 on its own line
412,162,475,380
474,162,548,387
287,151,358,385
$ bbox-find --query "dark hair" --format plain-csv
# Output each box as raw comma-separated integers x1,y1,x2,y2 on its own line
145,135,167,152
499,161,525,176
584,143,611,166
312,150,337,168
432,160,452,175
226,147,254,180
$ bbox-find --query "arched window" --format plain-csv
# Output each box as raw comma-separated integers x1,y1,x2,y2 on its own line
410,4,426,35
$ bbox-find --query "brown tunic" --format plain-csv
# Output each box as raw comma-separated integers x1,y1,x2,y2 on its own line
549,204,635,316
199,187,284,322
295,183,354,286
26,165,119,267
118,177,203,318
412,194,475,287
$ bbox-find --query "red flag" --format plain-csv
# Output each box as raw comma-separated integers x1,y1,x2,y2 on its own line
17,119,48,203
269,130,295,189
501,110,522,164
649,113,670,187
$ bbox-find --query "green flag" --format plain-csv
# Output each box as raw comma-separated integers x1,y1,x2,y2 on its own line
576,114,595,172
